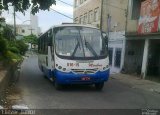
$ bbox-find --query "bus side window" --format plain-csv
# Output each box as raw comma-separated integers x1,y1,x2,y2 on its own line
50,29,55,59
48,30,52,46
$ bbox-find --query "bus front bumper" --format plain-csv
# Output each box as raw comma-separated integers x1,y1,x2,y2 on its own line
53,69,110,84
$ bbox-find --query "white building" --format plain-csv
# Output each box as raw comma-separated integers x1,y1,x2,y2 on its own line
73,0,128,74
108,31,126,74
16,14,41,37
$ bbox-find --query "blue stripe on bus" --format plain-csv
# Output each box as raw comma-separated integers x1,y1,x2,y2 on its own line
43,66,52,78
52,69,110,84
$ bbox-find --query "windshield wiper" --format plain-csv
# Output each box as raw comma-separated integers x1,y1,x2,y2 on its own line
71,40,80,57
84,39,98,57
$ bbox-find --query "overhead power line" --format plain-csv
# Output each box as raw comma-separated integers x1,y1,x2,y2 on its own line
107,3,126,11
50,8,73,19
57,0,125,11
57,0,73,7
15,14,23,22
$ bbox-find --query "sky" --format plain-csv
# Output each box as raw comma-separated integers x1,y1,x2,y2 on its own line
2,0,73,32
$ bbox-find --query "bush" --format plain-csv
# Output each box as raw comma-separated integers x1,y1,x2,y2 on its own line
8,40,28,55
4,51,21,62
8,46,20,54
0,37,8,54
16,40,28,55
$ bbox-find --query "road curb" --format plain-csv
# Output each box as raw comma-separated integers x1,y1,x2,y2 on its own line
111,74,160,94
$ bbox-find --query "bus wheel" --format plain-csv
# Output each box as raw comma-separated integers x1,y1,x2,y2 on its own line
95,82,104,90
43,75,48,79
41,66,44,72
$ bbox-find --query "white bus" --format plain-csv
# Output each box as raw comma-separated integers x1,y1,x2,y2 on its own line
38,24,109,90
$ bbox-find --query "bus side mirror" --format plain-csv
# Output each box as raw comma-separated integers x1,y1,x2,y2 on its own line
48,31,52,46
102,32,108,45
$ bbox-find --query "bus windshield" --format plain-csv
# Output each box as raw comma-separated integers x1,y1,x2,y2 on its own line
55,26,107,59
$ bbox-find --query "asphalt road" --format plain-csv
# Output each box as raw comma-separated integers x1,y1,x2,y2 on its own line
10,55,160,112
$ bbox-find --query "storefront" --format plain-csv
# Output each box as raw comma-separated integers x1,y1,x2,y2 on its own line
124,35,160,78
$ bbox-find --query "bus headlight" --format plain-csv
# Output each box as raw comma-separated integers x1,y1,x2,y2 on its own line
102,65,109,70
58,66,62,69
63,68,66,71
106,65,109,68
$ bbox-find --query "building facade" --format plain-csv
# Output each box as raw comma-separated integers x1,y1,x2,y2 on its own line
73,0,128,74
124,0,160,78
101,0,128,74
73,0,101,27
16,14,41,37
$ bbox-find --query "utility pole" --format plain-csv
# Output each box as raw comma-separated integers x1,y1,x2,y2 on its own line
28,28,35,35
100,0,103,31
13,6,16,36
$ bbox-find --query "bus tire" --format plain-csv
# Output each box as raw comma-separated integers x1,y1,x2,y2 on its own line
43,75,48,79
41,66,44,72
95,82,104,90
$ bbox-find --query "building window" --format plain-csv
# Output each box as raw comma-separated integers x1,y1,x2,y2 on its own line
94,7,99,22
74,0,79,8
79,15,83,24
80,0,83,4
84,13,88,24
74,17,79,23
131,0,141,20
22,29,25,33
88,10,93,23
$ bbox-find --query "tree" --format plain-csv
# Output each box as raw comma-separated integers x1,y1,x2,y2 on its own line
3,25,15,40
0,0,56,14
23,35,38,44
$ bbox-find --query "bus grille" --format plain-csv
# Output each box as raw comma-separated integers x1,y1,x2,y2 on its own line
71,69,98,74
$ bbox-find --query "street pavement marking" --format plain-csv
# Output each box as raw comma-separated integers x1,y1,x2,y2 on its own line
12,104,29,110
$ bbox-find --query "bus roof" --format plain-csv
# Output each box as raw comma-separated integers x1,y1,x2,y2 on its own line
52,24,98,29
38,24,100,38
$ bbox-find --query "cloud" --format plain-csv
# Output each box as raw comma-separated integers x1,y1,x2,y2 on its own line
1,0,73,32
51,3,73,16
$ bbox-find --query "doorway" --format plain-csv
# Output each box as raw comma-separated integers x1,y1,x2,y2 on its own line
114,48,122,68
147,40,160,77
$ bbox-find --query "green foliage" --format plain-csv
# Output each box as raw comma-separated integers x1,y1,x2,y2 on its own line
23,35,38,44
15,40,28,55
8,46,20,54
0,37,8,54
2,25,15,40
0,18,28,64
7,40,28,55
0,0,56,14
4,51,22,64
0,17,5,22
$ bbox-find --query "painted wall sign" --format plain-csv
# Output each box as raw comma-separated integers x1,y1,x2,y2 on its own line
89,63,103,67
138,0,160,34
67,63,79,67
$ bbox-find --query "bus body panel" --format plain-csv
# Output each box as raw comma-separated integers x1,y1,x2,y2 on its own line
53,69,109,84
51,54,110,84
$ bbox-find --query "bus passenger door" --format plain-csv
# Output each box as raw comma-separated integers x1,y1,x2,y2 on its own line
47,30,55,71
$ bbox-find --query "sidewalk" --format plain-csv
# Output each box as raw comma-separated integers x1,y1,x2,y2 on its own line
110,73,160,94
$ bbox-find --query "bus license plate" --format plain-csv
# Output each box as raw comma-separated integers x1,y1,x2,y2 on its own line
81,77,90,81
